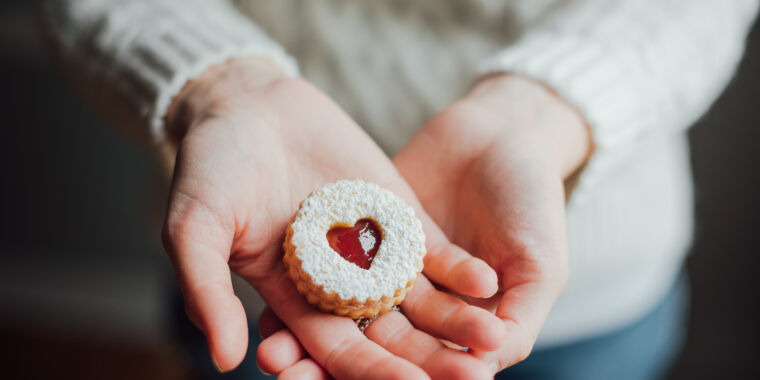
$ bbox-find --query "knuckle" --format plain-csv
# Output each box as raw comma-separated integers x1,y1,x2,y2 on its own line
161,213,186,256
162,191,231,255
324,337,364,374
518,343,534,363
512,341,534,365
162,208,196,253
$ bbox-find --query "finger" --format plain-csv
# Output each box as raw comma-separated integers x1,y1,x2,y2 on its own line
250,268,429,380
378,176,498,298
469,274,564,372
279,358,331,380
365,311,493,380
259,306,286,338
402,275,506,351
257,329,308,374
421,217,498,298
163,196,246,372
468,176,569,372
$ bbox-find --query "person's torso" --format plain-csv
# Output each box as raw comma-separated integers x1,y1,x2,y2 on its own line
237,0,561,153
232,0,696,345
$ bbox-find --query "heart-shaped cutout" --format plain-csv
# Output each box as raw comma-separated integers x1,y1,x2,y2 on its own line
326,218,382,270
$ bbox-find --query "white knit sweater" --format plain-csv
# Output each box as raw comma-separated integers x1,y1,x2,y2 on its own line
44,0,758,347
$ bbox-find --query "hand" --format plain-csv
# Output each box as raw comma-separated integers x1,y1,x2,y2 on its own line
161,57,505,379
394,74,592,372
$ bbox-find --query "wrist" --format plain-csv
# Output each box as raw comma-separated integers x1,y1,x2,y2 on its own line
467,74,593,178
164,57,292,146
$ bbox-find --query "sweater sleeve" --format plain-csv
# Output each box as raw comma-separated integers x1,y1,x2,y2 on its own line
477,0,758,193
42,0,299,143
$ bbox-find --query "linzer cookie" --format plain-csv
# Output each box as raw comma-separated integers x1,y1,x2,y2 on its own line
283,179,426,319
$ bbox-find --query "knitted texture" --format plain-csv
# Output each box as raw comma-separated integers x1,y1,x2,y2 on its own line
44,0,298,142
477,0,759,196
44,0,757,346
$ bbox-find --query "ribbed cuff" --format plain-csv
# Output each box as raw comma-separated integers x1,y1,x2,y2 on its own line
45,1,299,144
133,7,299,143
476,33,662,197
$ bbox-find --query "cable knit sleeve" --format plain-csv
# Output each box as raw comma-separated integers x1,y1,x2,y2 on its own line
42,0,299,143
477,0,758,194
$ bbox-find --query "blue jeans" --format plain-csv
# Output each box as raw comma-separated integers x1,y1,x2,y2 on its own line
497,273,688,380
175,273,687,379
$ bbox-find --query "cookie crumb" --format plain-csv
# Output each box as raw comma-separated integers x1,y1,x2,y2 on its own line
355,305,400,332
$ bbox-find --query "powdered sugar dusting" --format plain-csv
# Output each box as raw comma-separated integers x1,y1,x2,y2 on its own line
358,227,376,254
290,180,426,302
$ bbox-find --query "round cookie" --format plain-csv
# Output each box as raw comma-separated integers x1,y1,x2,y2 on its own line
283,179,426,319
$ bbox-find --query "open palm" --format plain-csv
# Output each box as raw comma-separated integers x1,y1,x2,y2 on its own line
394,75,591,372
162,58,505,379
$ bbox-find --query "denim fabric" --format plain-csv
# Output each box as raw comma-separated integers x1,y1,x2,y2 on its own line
497,273,688,380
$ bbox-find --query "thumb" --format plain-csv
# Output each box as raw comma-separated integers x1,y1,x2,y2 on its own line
163,195,248,372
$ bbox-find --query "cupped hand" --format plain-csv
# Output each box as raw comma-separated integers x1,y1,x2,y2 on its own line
161,57,505,379
394,74,592,373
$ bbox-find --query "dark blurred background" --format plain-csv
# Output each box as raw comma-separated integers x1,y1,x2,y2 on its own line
1,2,758,379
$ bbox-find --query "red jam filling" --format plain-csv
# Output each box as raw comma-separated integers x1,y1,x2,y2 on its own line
326,219,382,270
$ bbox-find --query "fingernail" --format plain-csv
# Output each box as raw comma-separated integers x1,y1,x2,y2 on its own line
211,355,224,373
256,362,273,376
489,362,499,374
